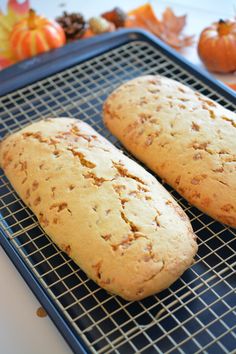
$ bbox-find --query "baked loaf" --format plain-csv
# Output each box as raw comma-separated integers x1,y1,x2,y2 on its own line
0,118,197,301
103,75,236,227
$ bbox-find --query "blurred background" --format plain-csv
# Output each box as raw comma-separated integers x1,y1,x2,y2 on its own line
0,0,236,84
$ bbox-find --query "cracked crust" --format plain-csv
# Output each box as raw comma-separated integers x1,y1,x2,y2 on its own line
103,75,236,228
0,117,197,301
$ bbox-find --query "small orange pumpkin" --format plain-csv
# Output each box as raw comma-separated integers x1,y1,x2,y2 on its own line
10,9,66,61
198,19,236,73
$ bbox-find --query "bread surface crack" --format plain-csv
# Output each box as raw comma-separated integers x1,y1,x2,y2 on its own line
112,161,147,186
83,172,112,186
67,148,96,168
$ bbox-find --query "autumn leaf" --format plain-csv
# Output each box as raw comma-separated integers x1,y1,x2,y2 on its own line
162,7,186,35
125,3,194,50
8,0,29,15
0,0,30,69
0,56,14,70
227,83,236,91
126,3,161,28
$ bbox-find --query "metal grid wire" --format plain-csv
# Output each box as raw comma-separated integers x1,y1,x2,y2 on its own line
0,40,236,354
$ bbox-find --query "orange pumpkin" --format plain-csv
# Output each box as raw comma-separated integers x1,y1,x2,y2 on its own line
198,19,236,73
10,9,65,61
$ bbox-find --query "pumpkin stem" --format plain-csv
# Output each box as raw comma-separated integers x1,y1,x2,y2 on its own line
217,19,231,36
28,9,36,30
219,19,226,24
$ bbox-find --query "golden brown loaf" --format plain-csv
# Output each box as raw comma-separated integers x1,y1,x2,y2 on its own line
0,118,197,301
103,75,236,227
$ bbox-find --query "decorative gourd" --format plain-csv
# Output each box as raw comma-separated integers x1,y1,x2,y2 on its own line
10,9,65,61
198,19,236,73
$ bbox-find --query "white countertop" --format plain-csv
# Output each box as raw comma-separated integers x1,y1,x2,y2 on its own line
0,1,235,353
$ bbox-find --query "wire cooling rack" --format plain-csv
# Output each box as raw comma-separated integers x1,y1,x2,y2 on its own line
0,35,236,354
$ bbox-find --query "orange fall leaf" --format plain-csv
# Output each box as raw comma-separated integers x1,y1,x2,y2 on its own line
227,83,236,91
126,3,194,50
0,0,30,69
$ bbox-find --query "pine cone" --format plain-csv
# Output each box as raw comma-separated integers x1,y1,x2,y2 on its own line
56,12,86,41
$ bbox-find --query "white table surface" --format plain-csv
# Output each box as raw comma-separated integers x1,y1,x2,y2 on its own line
0,1,235,354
